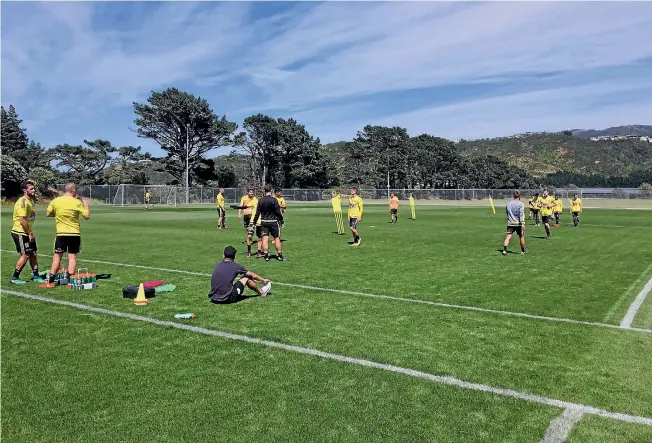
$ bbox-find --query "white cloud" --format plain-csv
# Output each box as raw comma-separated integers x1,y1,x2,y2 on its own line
2,1,651,147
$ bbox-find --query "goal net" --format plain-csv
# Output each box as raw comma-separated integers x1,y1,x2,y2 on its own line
112,185,178,207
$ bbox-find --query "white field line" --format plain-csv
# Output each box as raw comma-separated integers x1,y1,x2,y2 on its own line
581,224,652,229
3,249,652,335
620,278,652,328
540,408,585,443
603,263,652,323
4,290,652,428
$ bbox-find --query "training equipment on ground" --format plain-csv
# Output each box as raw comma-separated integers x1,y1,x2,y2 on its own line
331,195,345,235
134,283,149,305
123,285,156,299
174,313,195,319
409,195,416,220
489,196,496,215
155,284,176,293
68,268,97,290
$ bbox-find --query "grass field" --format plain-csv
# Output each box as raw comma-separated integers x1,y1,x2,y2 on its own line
2,203,652,442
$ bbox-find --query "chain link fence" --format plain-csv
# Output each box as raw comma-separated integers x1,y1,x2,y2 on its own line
57,185,652,205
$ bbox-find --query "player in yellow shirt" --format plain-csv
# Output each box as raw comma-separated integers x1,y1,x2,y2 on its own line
216,188,227,230
538,190,555,240
40,183,91,288
144,189,152,210
531,193,541,226
274,190,287,239
348,187,364,246
236,188,259,257
10,181,46,284
552,194,563,227
389,192,399,224
571,193,583,228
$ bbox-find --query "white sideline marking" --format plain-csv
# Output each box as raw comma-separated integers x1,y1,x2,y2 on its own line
2,249,652,335
540,408,585,443
603,263,652,323
4,290,652,428
620,278,652,328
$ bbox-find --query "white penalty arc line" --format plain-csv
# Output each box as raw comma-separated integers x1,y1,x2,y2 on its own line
620,278,652,329
540,408,585,443
2,249,651,335
4,290,652,428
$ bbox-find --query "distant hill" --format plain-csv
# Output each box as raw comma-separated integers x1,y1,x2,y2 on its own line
571,125,652,138
456,133,652,179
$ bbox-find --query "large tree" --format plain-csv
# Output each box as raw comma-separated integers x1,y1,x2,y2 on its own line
133,88,237,202
1,105,29,156
103,146,150,185
50,139,117,184
0,154,28,198
238,114,282,188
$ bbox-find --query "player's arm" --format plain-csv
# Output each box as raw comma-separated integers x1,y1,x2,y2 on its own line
251,201,262,226
45,201,55,217
274,200,284,225
245,270,269,284
358,199,364,221
238,198,244,218
79,199,91,220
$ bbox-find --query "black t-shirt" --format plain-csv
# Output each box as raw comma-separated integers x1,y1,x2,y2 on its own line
252,195,284,225
209,260,248,302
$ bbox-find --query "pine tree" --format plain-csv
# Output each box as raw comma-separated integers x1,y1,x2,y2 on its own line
1,105,29,155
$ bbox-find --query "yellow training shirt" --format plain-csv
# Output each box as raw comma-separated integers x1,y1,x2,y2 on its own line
240,196,256,215
348,195,364,219
250,197,260,225
275,196,287,209
389,196,399,209
145,192,151,201
12,197,36,234
46,195,89,236
540,196,555,216
571,198,583,212
553,199,563,213
216,194,225,208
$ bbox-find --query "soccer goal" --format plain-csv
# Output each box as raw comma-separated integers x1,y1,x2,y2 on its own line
112,185,178,207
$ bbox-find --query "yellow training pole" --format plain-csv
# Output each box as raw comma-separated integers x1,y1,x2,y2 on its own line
489,196,496,215
409,195,416,220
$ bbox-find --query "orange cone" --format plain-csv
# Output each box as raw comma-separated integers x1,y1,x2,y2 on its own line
134,283,149,305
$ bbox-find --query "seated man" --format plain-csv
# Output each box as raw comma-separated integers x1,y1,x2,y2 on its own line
208,246,272,304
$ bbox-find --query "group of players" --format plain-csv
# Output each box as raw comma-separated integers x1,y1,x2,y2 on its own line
503,189,584,255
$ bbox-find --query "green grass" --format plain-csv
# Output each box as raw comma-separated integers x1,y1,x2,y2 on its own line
2,204,652,442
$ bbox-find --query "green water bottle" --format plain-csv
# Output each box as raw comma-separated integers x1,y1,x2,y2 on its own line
174,313,195,319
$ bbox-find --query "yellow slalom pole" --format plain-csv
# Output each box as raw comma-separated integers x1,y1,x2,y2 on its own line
568,199,573,215
332,196,344,235
409,194,416,220
489,196,496,215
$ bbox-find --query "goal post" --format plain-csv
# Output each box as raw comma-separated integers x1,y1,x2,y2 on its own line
112,185,178,207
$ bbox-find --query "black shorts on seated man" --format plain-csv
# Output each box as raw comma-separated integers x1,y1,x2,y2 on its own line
209,246,272,304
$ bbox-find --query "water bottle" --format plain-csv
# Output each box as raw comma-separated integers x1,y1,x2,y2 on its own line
174,313,195,319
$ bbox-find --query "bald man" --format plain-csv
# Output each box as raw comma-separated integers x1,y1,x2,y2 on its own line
40,183,91,288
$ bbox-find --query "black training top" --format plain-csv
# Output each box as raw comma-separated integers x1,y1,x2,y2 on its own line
252,195,284,225
208,260,248,302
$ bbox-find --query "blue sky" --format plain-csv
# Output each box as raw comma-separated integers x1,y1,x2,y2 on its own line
2,1,652,158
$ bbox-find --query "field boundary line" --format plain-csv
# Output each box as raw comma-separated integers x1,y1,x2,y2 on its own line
4,289,652,429
604,263,652,323
3,249,652,335
540,408,584,443
620,277,652,328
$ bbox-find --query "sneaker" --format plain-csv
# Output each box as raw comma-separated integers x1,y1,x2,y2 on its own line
277,255,285,261
546,236,551,240
32,276,47,283
502,250,507,256
247,252,252,258
39,282,56,288
522,249,529,255
265,256,270,262
257,252,264,258
261,282,272,296
10,277,27,285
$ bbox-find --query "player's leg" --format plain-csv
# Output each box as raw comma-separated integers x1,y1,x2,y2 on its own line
246,227,254,257
222,208,227,229
11,233,30,284
29,250,45,283
502,229,513,255
349,218,361,245
519,229,527,254
543,216,551,239
271,223,284,261
217,208,223,230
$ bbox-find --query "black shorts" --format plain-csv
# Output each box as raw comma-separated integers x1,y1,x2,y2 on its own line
390,209,398,215
506,225,524,238
217,207,226,217
11,232,37,255
572,211,580,217
211,280,246,304
54,235,81,254
531,209,540,214
261,221,280,239
541,215,551,224
243,215,251,228
145,199,150,204
349,218,359,229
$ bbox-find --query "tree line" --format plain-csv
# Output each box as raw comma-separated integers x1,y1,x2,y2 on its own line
2,87,649,200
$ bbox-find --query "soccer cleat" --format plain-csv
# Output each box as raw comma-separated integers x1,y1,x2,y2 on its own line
546,236,551,240
247,252,252,258
502,250,507,256
32,275,47,283
277,255,285,261
10,277,27,285
39,282,55,288
261,282,272,296
521,249,529,255
265,256,270,262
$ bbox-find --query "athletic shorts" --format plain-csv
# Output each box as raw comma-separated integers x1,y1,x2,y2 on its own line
261,221,280,239
54,235,81,254
572,211,580,217
390,209,398,215
243,215,252,228
145,199,150,204
349,218,359,229
217,207,226,217
541,215,551,224
211,280,245,304
11,232,37,254
506,225,524,238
